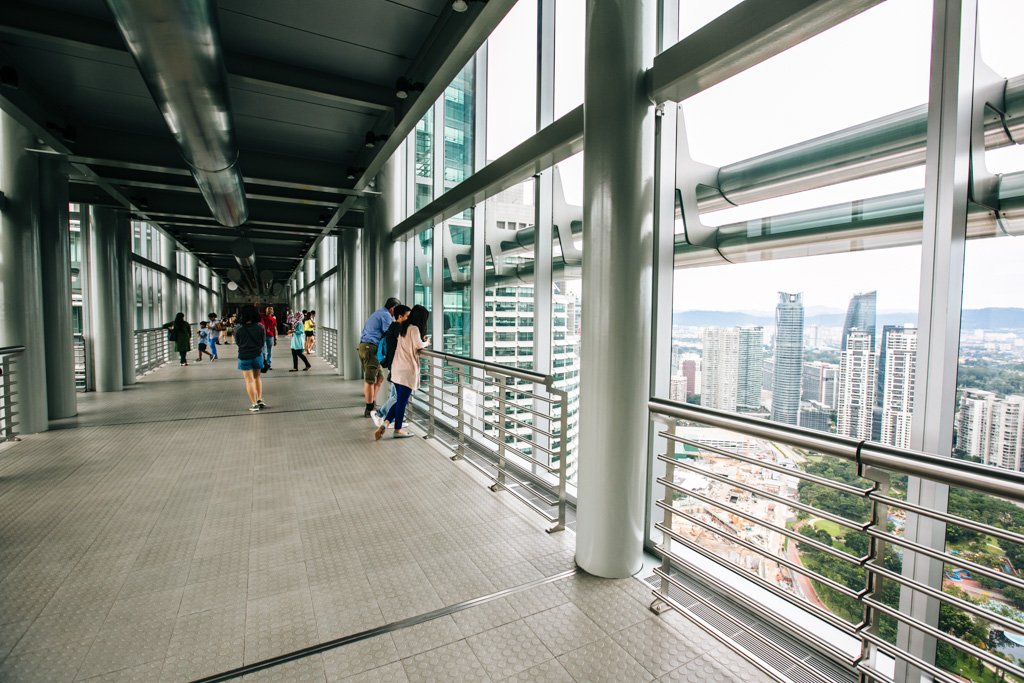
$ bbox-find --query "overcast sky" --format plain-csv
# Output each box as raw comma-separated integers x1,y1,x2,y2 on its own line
483,0,1024,313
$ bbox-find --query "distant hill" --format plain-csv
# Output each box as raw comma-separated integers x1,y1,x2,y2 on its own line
960,308,1024,330
674,308,1024,330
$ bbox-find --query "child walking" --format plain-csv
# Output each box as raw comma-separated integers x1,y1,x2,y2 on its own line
196,321,214,362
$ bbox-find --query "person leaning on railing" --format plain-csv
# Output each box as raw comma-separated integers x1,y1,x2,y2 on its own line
373,305,429,441
358,297,401,417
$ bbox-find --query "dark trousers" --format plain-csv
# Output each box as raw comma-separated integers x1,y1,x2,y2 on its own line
291,348,310,370
179,350,187,364
385,383,413,430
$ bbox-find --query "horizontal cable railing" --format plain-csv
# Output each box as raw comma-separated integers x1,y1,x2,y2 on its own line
0,346,26,442
134,327,172,375
318,326,338,368
73,333,88,392
411,349,568,533
649,397,1024,683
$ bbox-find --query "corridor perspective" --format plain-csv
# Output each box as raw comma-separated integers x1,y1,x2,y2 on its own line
3,0,1024,681
0,357,757,682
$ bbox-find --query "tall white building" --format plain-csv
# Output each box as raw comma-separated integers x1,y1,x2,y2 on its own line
989,396,1024,471
880,327,916,449
771,292,804,425
957,389,997,460
837,330,876,440
669,375,689,402
737,327,764,412
701,327,739,411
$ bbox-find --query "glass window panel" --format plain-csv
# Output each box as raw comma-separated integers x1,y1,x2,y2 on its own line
681,0,932,167
442,213,472,356
414,109,433,210
413,227,433,309
444,61,474,188
676,0,744,43
551,153,583,484
553,0,584,118
482,179,538,465
486,0,537,160
944,4,1024,675
655,0,934,645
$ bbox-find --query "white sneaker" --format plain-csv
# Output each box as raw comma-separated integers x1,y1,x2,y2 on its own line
248,404,260,412
370,412,383,428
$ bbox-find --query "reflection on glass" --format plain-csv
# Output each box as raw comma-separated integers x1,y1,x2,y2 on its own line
442,215,472,356
414,109,433,210
551,154,583,484
413,228,433,309
483,180,536,461
444,62,474,189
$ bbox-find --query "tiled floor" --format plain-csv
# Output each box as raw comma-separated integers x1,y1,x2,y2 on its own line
0,352,761,681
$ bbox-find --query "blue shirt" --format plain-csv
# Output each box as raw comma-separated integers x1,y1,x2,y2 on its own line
359,308,394,344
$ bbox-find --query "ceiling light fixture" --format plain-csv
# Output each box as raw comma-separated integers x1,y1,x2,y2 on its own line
452,0,486,12
364,131,388,148
395,77,425,100
346,166,366,180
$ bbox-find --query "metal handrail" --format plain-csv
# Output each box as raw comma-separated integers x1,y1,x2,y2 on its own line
73,334,89,392
648,396,1024,683
133,327,173,375
413,349,568,532
318,326,338,368
0,346,26,442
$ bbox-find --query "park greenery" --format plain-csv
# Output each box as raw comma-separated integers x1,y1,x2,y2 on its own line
795,455,1024,681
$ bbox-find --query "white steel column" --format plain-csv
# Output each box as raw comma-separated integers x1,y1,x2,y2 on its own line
0,112,49,431
160,233,177,322
340,228,363,380
117,213,135,386
647,0,679,548
87,206,124,392
896,0,978,678
188,253,200,326
377,149,403,302
38,157,77,419
575,0,657,578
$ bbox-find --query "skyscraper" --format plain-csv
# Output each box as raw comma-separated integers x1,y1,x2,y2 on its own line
837,330,876,440
701,327,739,411
802,361,839,409
771,292,804,425
880,327,916,449
988,396,1024,471
841,291,877,351
737,327,764,412
874,323,908,440
957,389,996,460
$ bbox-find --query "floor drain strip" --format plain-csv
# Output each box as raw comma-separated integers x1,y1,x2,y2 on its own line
191,566,578,683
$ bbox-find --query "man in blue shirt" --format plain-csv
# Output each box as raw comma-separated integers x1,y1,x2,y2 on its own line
358,297,401,416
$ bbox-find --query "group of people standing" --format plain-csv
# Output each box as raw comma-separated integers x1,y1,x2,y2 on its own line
358,297,431,440
163,312,237,366
162,298,432,426
164,305,317,413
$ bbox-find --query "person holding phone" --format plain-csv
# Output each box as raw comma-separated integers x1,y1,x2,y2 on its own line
374,305,430,440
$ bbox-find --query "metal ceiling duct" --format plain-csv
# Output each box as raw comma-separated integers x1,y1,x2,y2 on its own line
230,238,259,292
105,0,248,227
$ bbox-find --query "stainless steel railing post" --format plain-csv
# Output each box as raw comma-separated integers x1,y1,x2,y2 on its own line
455,365,466,461
652,417,676,613
857,465,889,676
548,383,568,533
494,375,508,491
1,355,12,442
426,356,436,439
